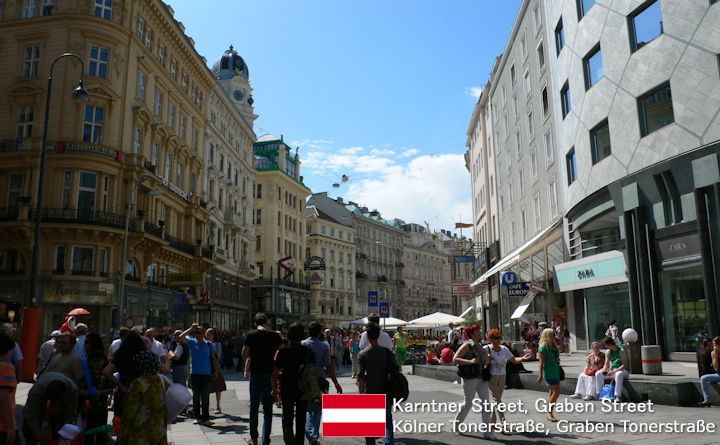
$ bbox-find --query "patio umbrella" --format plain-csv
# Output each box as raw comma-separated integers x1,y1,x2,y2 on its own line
406,311,466,329
67,308,91,315
349,316,407,328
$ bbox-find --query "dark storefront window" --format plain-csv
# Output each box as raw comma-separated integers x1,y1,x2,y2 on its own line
661,265,707,352
586,283,631,343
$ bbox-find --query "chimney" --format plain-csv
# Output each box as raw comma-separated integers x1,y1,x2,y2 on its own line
349,201,358,206
336,197,344,204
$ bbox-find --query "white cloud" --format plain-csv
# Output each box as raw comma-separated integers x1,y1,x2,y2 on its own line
370,148,395,156
400,148,419,157
340,146,364,155
292,138,333,150
466,86,483,98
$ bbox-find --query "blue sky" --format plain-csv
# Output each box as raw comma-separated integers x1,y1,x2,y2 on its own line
170,0,523,234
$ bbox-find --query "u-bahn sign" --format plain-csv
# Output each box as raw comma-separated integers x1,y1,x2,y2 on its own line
304,256,326,270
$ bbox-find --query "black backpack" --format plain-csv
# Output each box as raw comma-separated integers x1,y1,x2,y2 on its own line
387,348,409,403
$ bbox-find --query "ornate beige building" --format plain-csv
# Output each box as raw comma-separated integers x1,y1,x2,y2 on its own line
0,0,230,335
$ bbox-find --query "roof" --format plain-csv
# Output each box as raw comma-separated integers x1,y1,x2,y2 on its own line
306,194,354,227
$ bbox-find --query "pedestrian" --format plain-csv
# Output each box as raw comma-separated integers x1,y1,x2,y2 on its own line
103,332,149,424
698,336,720,407
359,314,394,350
22,372,79,445
595,336,630,402
178,323,218,426
357,323,397,445
74,323,88,360
453,324,493,440
447,322,458,343
120,349,167,444
350,331,360,378
107,327,130,363
36,330,61,375
0,333,18,445
168,330,189,387
84,348,113,445
563,329,571,355
570,342,605,401
605,321,619,345
484,329,530,426
145,328,169,366
272,322,311,445
697,337,715,377
393,326,408,368
537,327,561,422
302,322,343,445
342,331,351,366
242,313,282,445
0,324,22,381
206,328,227,413
42,332,86,391
235,329,246,372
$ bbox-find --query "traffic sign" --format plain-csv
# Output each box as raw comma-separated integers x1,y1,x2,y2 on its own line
368,291,378,306
379,302,389,317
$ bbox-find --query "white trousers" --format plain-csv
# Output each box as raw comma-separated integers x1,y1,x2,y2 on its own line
595,370,629,397
454,377,491,426
574,373,597,397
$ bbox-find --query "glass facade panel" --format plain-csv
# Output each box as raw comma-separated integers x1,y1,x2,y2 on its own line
586,283,631,343
631,1,662,51
661,266,706,352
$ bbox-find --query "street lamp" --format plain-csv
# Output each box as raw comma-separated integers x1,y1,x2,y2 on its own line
118,175,163,328
20,52,89,382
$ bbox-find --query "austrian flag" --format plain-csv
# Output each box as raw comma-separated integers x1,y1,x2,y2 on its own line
322,394,386,437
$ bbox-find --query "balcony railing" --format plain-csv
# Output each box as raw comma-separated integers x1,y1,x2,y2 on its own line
395,262,405,268
71,269,94,276
0,207,20,221
163,233,196,255
30,208,128,230
396,279,406,285
378,275,388,282
356,252,367,259
355,272,368,279
144,221,163,238
202,246,214,259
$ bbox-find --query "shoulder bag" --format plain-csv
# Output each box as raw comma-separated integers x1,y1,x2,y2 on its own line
457,343,482,379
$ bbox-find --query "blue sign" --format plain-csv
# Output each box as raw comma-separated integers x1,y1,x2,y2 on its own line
448,255,475,263
173,292,187,314
379,302,389,317
507,282,529,297
500,271,518,285
368,291,378,306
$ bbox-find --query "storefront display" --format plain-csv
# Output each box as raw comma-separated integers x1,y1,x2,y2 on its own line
586,283,631,343
661,266,706,352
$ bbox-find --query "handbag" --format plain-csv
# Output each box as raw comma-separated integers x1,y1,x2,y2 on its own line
586,367,600,376
559,366,566,381
480,346,492,381
387,349,409,402
456,343,482,379
160,375,192,423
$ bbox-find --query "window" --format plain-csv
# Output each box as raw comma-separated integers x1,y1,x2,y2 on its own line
530,150,538,181
62,171,71,209
513,94,519,119
544,129,554,167
518,167,525,195
590,119,611,164
521,34,528,60
72,246,94,275
77,172,97,213
561,82,571,118
168,103,175,128
17,106,33,138
534,195,542,232
190,171,196,194
510,63,516,86
534,5,542,33
192,128,198,150
515,131,522,157
133,127,141,154
256,184,262,198
176,162,183,187
88,45,109,78
137,17,144,40
524,70,531,98
165,152,172,179
521,209,527,240
55,246,66,273
145,27,152,50
527,110,534,139
278,212,281,226
541,86,549,117
151,142,158,166
158,44,165,66
583,45,604,89
138,72,145,100
256,209,261,224
94,0,112,19
277,237,281,253
102,175,109,213
629,0,662,52
555,19,565,56
8,173,25,209
181,73,188,91
577,0,595,20
155,90,163,116
220,153,224,172
23,45,40,76
566,148,577,184
41,0,53,15
548,178,558,219
23,0,35,17
82,106,103,143
638,82,674,137
179,115,186,139
170,60,177,80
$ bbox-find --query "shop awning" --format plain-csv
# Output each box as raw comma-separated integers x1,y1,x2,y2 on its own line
459,306,474,318
554,250,628,292
511,283,544,319
471,221,561,287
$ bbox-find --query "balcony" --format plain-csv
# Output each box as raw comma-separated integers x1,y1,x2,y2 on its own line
378,275,388,282
356,252,367,259
355,272,368,279
163,233,195,255
395,262,405,268
30,208,128,230
396,279,406,286
143,160,157,174
202,246,214,259
144,221,163,238
224,208,243,230
71,269,94,276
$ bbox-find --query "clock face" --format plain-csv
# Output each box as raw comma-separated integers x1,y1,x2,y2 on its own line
233,90,243,101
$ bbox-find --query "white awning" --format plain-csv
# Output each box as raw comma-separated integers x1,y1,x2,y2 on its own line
510,284,544,320
459,306,474,318
471,221,561,287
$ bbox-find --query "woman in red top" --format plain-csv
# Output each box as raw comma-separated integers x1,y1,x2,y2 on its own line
440,346,454,363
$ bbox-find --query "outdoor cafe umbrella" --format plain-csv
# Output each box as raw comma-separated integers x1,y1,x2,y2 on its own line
406,311,466,330
349,316,407,329
67,308,91,315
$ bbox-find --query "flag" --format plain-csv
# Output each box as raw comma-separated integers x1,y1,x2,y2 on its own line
322,394,386,437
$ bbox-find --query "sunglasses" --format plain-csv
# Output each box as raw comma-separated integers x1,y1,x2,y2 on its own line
492,336,503,340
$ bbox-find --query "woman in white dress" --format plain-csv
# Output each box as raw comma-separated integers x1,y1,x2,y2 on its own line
570,342,605,400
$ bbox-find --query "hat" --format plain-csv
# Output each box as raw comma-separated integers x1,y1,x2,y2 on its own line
76,323,88,329
51,330,62,337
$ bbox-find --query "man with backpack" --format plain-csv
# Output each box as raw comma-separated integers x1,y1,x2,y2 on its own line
358,323,399,445
302,322,342,445
272,322,314,445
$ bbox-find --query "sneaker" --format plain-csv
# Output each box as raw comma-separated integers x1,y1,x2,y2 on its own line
485,431,496,440
569,394,581,399
244,437,258,445
192,419,200,425
582,395,594,401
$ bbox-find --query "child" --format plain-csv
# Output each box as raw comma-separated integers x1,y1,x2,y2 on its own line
85,349,114,445
0,333,17,445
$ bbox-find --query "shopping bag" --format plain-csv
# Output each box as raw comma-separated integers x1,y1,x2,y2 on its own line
598,382,616,401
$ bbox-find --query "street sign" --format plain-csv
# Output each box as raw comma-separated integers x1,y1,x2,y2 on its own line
452,283,474,295
448,255,475,263
304,256,326,270
168,273,203,286
379,302,389,317
123,317,135,328
173,292,187,314
500,271,518,285
368,291,378,306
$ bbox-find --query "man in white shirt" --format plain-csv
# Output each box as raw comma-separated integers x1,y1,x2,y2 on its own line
359,314,394,350
107,327,129,362
145,328,168,366
447,323,458,343
36,330,61,374
72,323,87,360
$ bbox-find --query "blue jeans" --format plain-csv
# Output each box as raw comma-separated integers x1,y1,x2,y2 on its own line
305,399,323,442
700,373,720,402
365,407,393,445
249,372,274,445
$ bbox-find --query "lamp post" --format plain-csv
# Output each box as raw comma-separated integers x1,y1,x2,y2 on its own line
117,180,163,329
20,53,89,382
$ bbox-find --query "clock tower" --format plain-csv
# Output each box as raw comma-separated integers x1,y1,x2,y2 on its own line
212,45,258,124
